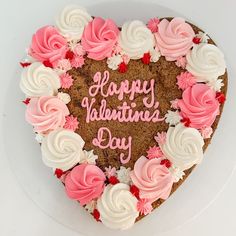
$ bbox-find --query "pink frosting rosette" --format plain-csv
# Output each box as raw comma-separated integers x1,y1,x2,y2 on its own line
65,164,106,205
81,17,119,60
29,26,68,65
25,96,69,133
178,84,220,129
155,18,195,61
130,156,174,203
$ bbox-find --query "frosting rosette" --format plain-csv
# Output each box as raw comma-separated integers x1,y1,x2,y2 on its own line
160,123,204,171
29,26,68,65
186,43,226,82
25,96,69,133
56,5,92,40
155,18,195,61
119,20,155,59
130,156,174,203
20,62,60,97
178,84,220,129
81,17,119,60
41,128,85,171
97,183,139,230
65,164,106,205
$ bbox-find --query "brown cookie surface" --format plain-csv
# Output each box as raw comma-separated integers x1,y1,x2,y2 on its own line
61,21,228,219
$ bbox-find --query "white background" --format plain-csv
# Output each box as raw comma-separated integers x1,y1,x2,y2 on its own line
1,0,236,235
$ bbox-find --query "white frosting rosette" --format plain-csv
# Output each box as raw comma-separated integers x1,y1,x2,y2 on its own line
160,123,204,171
41,128,85,171
97,183,139,230
119,20,155,59
186,44,226,82
20,62,60,97
56,5,92,40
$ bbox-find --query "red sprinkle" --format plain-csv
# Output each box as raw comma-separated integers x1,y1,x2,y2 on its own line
65,50,75,60
93,209,101,222
22,98,31,105
108,176,120,185
130,185,140,199
141,52,151,64
181,117,191,127
54,168,64,178
43,60,53,68
160,159,172,168
118,62,128,73
20,62,31,68
216,92,226,104
193,37,201,44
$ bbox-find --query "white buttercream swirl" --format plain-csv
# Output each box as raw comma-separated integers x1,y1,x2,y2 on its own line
56,5,92,40
20,62,60,97
97,183,139,230
119,20,155,59
186,44,226,82
41,128,85,171
160,123,204,171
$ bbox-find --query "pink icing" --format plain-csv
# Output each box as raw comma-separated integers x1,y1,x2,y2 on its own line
200,126,213,139
29,26,68,65
178,84,220,129
81,98,163,123
154,131,166,145
89,71,156,108
175,56,187,68
137,198,153,215
176,72,196,90
147,17,160,33
130,156,174,203
63,115,79,131
56,59,72,72
71,56,85,68
60,73,74,89
170,99,179,109
104,166,117,178
65,164,106,206
92,127,132,164
73,43,86,56
81,17,119,60
146,146,163,159
25,96,69,133
155,18,195,61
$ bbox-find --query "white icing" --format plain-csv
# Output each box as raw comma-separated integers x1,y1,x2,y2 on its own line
56,5,92,40
207,78,224,92
160,123,204,171
119,20,155,59
20,62,60,97
41,128,85,171
169,165,185,182
196,31,209,43
116,166,132,184
165,110,181,125
57,92,71,104
150,48,161,62
107,55,123,70
85,200,96,213
186,44,226,82
97,183,139,230
35,133,44,144
80,150,98,164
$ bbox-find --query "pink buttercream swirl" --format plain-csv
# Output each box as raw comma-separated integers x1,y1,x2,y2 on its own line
29,26,68,65
25,96,69,133
65,164,106,206
81,17,120,60
155,18,195,61
130,156,174,203
178,84,220,129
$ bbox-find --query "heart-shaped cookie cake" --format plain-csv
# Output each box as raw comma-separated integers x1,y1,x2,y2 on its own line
19,5,227,230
